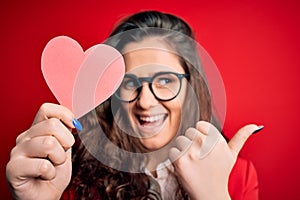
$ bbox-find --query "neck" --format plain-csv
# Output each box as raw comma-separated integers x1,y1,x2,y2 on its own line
145,144,172,177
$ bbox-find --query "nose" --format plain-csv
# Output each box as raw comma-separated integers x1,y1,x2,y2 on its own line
136,83,159,109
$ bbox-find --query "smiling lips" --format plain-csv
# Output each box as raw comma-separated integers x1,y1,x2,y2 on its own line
135,113,167,136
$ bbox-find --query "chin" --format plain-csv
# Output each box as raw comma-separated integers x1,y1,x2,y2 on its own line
140,136,172,151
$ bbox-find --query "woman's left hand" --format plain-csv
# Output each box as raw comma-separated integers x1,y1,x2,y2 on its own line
169,121,261,200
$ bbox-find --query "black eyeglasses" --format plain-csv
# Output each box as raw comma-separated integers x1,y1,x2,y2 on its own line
114,71,189,103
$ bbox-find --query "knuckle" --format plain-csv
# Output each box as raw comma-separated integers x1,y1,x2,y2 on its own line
43,136,57,150
16,131,28,144
9,146,19,158
196,121,206,129
39,160,53,174
6,156,22,179
38,103,48,117
46,118,61,130
185,127,197,138
169,148,185,164
237,132,248,142
38,103,54,118
187,151,198,161
39,103,51,112
6,161,15,180
175,155,188,169
169,148,179,159
15,134,22,144
185,127,195,134
175,136,185,143
6,159,14,175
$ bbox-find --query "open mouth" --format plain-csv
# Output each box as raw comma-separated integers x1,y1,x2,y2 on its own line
134,113,167,137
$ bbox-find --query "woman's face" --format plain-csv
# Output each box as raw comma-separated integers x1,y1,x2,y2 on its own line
121,37,188,150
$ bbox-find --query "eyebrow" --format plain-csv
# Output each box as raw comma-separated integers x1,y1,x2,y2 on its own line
125,70,179,77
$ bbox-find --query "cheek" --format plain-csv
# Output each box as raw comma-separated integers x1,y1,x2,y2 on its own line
169,81,189,126
121,100,136,111
119,102,133,121
166,97,183,124
169,100,182,113
176,81,188,105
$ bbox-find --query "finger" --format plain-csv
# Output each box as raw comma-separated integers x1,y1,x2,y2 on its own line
185,128,208,161
196,121,222,159
33,103,75,129
175,135,193,151
168,147,182,163
184,127,200,141
12,136,67,165
228,124,261,158
195,121,217,135
7,157,56,182
51,148,73,189
184,127,204,151
17,118,75,149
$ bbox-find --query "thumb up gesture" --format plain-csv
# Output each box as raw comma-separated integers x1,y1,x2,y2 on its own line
169,121,263,200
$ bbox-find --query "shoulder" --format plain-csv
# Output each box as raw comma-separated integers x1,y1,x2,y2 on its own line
228,157,259,200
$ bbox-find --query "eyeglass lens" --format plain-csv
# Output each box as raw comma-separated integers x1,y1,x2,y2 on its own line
116,72,184,102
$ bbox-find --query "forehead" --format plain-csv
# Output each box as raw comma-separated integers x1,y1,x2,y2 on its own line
122,38,185,76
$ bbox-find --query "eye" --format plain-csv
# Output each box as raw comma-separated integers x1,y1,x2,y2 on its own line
157,77,172,85
154,73,178,87
122,78,139,90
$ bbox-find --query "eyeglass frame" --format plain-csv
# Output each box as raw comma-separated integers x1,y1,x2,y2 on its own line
113,71,190,103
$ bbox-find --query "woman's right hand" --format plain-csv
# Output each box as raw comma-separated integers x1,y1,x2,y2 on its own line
6,103,76,200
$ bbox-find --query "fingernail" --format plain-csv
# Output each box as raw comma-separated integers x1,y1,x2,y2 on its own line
72,118,82,131
252,125,264,134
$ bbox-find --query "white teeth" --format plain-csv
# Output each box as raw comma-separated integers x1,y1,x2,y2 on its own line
139,114,165,123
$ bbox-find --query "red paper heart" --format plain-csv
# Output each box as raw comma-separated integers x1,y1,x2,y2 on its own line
41,36,125,118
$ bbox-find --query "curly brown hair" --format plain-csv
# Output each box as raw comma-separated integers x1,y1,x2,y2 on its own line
69,10,219,199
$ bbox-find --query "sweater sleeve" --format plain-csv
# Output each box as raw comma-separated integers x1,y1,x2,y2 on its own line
60,186,75,200
228,157,259,200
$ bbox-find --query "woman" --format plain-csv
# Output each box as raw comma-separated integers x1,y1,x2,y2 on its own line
6,11,262,200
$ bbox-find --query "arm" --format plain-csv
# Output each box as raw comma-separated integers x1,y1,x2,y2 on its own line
229,158,259,200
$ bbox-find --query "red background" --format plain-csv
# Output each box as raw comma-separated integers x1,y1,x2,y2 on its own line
1,0,300,199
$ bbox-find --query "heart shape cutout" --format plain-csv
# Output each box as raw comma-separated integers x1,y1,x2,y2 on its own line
42,36,125,118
